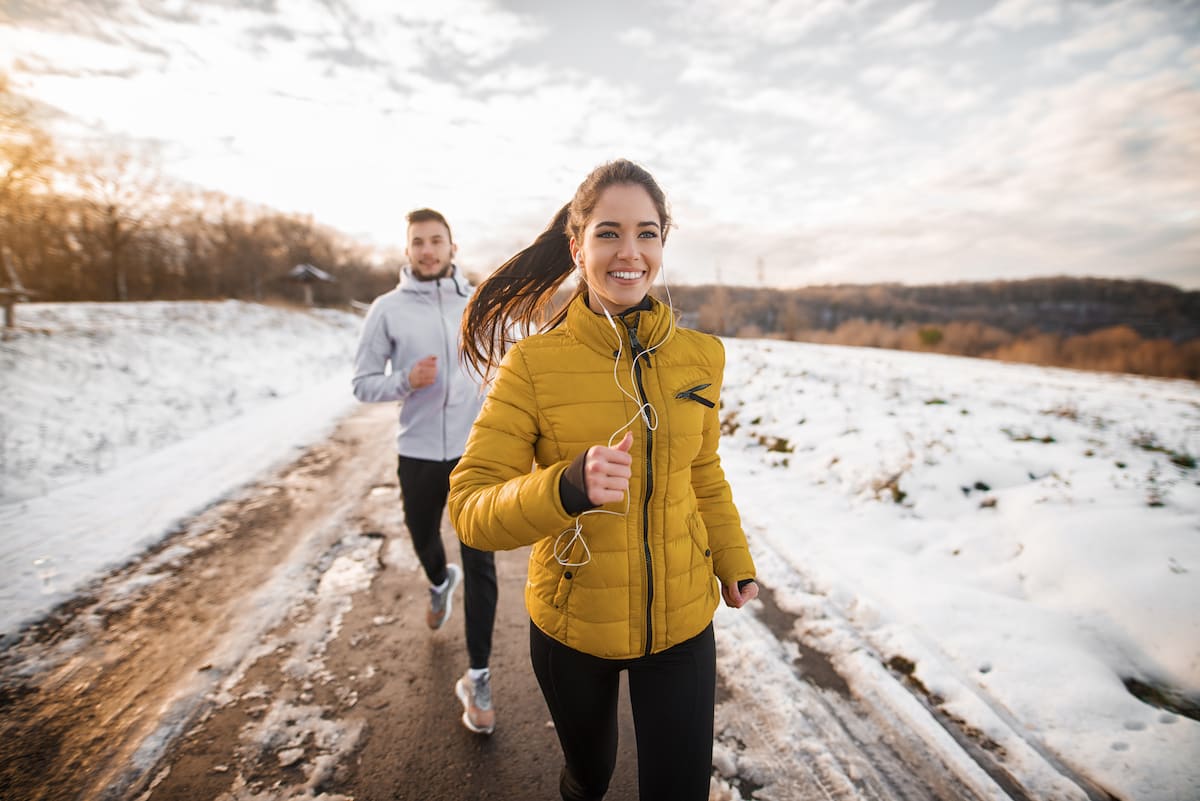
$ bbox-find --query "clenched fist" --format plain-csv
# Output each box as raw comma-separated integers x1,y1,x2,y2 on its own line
409,355,438,389
585,431,634,505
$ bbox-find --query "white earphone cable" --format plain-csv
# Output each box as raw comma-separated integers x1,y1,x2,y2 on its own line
554,251,676,567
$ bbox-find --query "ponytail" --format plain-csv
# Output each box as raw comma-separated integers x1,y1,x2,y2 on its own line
461,204,581,378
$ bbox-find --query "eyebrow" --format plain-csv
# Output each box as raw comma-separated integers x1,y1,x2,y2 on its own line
595,220,661,230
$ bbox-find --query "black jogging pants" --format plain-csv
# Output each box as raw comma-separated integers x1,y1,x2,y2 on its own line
396,455,497,669
530,620,716,801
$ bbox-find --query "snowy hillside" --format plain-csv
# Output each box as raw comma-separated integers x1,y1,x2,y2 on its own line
1,302,1197,800
0,301,362,504
0,301,361,635
716,339,1200,801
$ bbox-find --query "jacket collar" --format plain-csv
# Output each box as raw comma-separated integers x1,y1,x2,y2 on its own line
398,264,471,297
565,292,674,358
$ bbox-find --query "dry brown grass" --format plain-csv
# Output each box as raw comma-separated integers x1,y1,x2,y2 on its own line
792,321,1199,381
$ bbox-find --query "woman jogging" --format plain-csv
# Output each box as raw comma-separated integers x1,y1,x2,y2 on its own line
448,158,758,801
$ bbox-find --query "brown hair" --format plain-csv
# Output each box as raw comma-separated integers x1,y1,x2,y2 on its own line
406,208,453,244
461,159,671,376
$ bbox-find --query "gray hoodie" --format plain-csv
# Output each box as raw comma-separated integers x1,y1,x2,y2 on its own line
352,265,484,460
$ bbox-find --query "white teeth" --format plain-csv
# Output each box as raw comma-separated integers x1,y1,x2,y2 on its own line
611,271,643,280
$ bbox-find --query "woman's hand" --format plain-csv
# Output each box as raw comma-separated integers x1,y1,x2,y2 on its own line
721,580,759,609
584,432,633,505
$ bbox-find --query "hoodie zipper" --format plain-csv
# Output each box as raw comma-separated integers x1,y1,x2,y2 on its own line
624,318,655,657
436,279,450,460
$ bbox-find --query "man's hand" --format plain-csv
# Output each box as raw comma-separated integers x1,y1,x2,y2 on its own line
409,355,438,389
584,432,633,505
721,580,759,609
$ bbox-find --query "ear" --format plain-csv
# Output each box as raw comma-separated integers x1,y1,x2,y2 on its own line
569,237,580,266
451,242,458,259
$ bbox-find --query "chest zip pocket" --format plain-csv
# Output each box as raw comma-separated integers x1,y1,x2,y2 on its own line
675,383,715,408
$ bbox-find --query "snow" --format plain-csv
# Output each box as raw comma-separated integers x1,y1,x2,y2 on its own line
2,301,1198,800
716,340,1200,801
0,301,361,634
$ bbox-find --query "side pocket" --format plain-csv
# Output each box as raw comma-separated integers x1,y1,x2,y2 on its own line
687,512,713,568
551,566,576,609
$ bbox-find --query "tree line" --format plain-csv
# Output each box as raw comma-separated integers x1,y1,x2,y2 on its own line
0,75,396,308
669,281,1200,380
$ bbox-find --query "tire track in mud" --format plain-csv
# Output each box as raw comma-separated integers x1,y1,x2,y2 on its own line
0,405,400,801
713,527,1103,801
713,586,1000,801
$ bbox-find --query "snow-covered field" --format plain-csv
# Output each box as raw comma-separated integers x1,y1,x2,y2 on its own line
1,301,1197,800
0,301,361,634
716,340,1200,801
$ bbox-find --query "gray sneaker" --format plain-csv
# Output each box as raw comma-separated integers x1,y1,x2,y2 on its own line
426,563,462,630
455,670,496,734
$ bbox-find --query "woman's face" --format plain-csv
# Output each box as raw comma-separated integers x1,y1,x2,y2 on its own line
571,183,663,314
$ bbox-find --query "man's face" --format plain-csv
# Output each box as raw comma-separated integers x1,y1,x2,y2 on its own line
405,220,456,279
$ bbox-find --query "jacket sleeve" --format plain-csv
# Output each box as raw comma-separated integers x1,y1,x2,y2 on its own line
352,299,414,403
449,346,576,551
693,339,756,587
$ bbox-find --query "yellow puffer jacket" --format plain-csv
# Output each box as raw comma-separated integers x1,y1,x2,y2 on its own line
449,293,755,659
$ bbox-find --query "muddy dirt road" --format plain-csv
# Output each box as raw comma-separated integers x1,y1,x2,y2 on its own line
0,403,1008,801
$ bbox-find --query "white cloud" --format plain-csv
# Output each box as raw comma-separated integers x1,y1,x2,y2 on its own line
719,85,884,138
667,0,858,47
390,0,545,67
1057,2,1167,58
861,63,986,115
1106,34,1185,77
619,27,655,49
675,47,745,90
867,0,960,48
981,0,1062,30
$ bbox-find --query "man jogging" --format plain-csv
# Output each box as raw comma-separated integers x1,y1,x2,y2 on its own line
352,208,497,735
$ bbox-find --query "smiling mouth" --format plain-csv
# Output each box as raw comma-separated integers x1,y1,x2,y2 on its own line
609,271,645,281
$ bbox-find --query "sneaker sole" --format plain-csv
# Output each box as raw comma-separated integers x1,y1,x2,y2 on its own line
429,564,463,631
455,678,495,735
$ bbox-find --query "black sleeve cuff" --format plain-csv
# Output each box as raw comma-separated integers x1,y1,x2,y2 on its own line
737,578,756,592
559,451,596,516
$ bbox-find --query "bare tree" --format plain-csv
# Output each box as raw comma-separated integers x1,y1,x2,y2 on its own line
73,149,166,301
0,74,56,289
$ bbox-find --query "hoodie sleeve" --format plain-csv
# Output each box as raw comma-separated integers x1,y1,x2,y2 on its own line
449,345,577,551
352,297,414,403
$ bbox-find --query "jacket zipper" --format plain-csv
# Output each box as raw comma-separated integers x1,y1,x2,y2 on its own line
625,319,655,657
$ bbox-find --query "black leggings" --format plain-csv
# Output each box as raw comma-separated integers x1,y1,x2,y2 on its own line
530,621,716,801
397,455,497,669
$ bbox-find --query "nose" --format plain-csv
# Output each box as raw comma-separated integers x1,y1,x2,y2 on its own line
617,238,640,261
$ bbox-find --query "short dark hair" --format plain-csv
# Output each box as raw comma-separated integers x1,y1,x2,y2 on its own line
406,208,453,244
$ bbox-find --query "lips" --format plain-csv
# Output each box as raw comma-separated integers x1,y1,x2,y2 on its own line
609,271,645,281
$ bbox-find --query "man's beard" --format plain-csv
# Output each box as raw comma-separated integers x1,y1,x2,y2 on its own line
414,260,452,281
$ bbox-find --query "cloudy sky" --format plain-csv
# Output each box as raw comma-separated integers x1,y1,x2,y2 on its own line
2,0,1198,288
